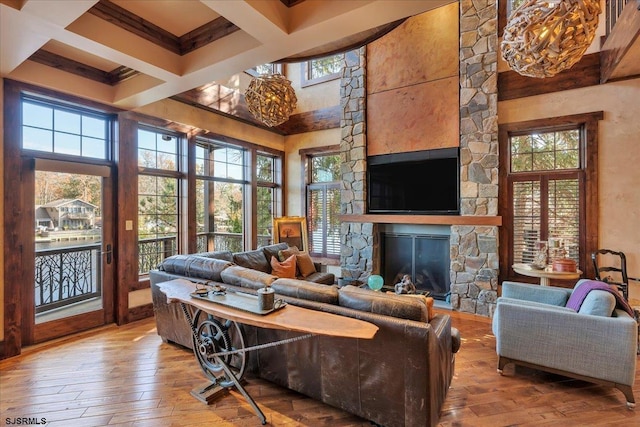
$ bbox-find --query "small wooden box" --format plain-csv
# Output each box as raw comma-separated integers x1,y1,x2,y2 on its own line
552,258,577,272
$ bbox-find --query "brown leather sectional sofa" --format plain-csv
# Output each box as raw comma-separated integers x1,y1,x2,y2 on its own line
150,243,459,427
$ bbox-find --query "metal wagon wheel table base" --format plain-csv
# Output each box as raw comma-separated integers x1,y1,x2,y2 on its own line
181,303,313,425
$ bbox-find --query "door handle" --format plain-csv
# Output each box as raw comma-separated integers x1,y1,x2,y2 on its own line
102,244,112,265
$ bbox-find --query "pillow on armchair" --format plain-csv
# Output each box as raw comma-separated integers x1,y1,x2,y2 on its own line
577,290,616,317
566,279,633,317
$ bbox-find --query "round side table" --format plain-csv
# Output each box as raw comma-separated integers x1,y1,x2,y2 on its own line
512,263,582,286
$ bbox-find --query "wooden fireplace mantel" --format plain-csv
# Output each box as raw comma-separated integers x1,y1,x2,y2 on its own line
339,214,502,226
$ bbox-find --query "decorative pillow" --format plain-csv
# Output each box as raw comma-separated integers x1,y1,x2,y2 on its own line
296,252,317,278
278,246,300,262
270,255,296,279
578,290,616,317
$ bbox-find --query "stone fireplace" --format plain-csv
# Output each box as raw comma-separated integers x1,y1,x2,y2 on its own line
340,0,499,317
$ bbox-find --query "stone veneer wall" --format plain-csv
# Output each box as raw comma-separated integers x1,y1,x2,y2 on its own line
340,48,375,283
451,0,499,316
340,2,499,316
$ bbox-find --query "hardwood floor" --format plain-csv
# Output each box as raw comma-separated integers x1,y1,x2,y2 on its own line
1,310,639,426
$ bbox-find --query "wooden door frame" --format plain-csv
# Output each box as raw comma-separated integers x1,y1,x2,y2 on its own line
2,80,120,358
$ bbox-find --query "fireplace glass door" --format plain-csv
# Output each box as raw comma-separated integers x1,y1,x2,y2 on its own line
382,233,450,300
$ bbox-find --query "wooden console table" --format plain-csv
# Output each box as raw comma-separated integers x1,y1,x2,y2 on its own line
157,279,378,424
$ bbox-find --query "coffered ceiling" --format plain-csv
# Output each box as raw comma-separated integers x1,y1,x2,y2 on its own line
0,0,453,113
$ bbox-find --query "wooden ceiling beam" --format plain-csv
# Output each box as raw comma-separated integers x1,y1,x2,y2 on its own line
29,49,138,86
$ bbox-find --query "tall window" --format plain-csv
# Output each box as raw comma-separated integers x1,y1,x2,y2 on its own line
301,53,344,87
305,151,341,259
499,112,602,279
137,126,182,275
195,139,247,253
256,154,281,247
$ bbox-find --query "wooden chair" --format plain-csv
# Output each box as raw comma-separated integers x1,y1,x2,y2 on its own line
592,249,629,300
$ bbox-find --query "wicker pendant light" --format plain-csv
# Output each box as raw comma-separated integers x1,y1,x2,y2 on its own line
501,0,600,78
245,73,297,127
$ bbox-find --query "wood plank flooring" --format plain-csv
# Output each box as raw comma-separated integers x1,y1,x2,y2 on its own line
1,310,639,426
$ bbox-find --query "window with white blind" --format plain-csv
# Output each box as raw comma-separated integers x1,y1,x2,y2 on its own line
303,150,341,259
499,112,602,280
510,129,582,264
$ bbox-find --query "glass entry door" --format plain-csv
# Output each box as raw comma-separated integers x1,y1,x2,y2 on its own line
32,161,114,342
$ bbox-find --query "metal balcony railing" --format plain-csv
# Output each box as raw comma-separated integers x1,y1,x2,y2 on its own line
35,244,101,313
605,0,635,38
138,236,177,274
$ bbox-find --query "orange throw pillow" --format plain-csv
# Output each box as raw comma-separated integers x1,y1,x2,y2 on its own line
270,255,296,279
296,252,317,278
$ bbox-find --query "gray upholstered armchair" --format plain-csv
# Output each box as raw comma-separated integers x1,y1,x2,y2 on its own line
492,279,637,408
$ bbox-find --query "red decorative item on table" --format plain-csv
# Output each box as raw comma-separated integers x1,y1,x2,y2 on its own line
552,258,577,272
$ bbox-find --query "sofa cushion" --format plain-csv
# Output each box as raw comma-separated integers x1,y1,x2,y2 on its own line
233,249,270,273
338,285,428,322
220,265,277,290
270,255,296,279
197,250,234,262
271,278,339,304
261,242,289,265
578,290,617,317
386,292,435,320
159,255,232,282
302,271,336,285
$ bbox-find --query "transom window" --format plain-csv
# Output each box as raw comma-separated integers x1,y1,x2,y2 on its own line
245,63,283,77
21,97,110,159
510,129,580,172
301,54,344,87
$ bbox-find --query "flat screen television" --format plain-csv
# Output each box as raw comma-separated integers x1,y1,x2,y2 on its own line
367,148,460,215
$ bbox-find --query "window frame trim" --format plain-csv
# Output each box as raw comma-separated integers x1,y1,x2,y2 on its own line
498,111,602,284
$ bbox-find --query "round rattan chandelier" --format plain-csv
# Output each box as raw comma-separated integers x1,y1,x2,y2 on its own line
245,73,297,127
501,0,600,78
